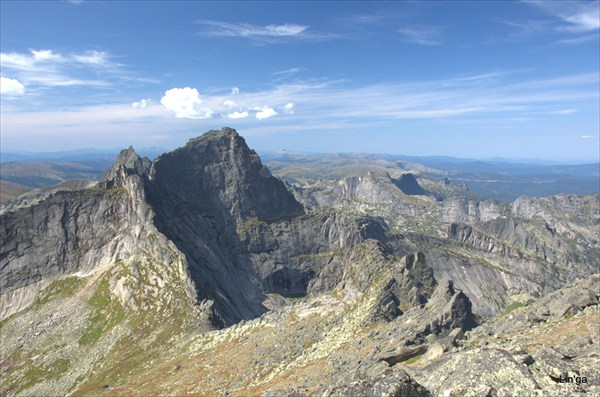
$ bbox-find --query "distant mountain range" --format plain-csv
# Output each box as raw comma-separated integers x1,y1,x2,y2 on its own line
2,149,598,202
0,147,167,163
263,152,599,201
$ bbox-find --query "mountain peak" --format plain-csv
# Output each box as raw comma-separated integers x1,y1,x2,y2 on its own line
187,127,239,145
151,128,303,223
101,146,151,188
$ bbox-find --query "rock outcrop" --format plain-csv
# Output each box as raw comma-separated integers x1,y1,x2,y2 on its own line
1,127,597,397
326,368,432,397
411,275,599,397
288,165,598,317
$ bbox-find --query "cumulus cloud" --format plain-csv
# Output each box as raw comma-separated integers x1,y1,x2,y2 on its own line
227,111,249,119
0,77,26,96
132,99,150,109
283,102,295,114
255,106,278,120
160,87,213,119
223,99,237,108
231,86,240,95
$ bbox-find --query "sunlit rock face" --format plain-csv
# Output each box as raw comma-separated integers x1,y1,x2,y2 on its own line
0,128,597,397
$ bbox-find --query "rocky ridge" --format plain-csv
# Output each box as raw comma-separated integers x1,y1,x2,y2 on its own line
291,171,598,317
0,127,598,396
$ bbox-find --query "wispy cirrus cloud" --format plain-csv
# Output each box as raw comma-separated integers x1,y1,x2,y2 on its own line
196,20,307,38
397,26,441,45
2,71,597,150
500,2,599,46
195,20,340,42
273,67,306,76
0,48,156,95
557,33,599,45
72,50,113,66
502,19,553,38
147,71,599,125
527,0,599,32
1,49,116,72
336,13,387,26
510,1,600,45
272,67,307,82
0,49,119,89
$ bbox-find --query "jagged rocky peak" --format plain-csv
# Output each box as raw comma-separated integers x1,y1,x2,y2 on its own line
393,173,435,197
150,127,304,222
101,146,151,188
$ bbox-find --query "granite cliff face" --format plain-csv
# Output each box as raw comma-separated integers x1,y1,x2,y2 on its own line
0,128,404,326
144,129,305,325
289,170,598,317
0,127,597,396
0,144,203,323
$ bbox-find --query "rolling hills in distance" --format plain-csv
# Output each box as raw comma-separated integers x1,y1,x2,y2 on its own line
2,147,598,203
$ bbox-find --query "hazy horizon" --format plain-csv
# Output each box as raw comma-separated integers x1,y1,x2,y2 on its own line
1,1,599,162
2,139,599,165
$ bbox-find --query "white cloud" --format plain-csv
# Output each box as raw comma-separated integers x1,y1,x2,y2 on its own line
132,99,150,109
0,77,26,96
3,71,598,151
73,50,110,66
527,1,600,32
0,49,121,89
226,111,249,119
283,102,295,114
31,49,62,62
554,108,577,114
581,135,596,139
1,49,113,71
160,87,213,119
255,106,278,120
558,34,598,45
560,3,600,32
273,67,306,76
0,52,36,70
231,86,240,95
223,99,237,108
196,20,307,38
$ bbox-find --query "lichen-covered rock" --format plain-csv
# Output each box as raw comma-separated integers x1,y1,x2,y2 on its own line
419,348,540,397
326,368,432,397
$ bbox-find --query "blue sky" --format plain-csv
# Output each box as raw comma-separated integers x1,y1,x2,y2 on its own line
1,1,599,161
